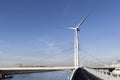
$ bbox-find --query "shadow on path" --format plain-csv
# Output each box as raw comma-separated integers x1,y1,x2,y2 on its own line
71,68,103,80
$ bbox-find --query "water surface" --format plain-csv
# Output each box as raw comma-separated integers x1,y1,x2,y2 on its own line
3,70,71,80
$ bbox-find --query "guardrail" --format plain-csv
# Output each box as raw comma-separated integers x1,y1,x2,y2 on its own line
84,68,120,80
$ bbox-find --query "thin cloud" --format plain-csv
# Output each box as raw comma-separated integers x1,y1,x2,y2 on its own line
0,42,73,66
0,38,73,67
0,51,46,66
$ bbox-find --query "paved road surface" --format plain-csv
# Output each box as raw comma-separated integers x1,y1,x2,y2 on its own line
71,68,103,80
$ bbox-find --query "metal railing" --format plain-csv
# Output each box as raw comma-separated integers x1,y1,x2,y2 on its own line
84,68,120,80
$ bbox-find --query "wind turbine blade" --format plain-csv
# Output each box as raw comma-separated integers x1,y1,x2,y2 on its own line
76,9,93,29
67,27,76,30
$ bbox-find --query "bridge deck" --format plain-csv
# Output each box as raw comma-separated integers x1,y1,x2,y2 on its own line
0,67,74,70
0,67,74,75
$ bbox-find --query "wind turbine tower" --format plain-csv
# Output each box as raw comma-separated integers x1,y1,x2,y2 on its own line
68,11,92,68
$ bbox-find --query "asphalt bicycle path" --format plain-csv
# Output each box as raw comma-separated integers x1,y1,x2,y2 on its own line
71,68,103,80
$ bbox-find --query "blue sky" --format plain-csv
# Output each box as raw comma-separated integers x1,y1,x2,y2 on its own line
0,0,120,66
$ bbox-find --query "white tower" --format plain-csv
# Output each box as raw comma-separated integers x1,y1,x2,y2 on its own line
68,11,92,68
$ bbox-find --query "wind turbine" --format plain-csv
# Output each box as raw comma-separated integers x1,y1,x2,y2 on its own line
68,11,92,69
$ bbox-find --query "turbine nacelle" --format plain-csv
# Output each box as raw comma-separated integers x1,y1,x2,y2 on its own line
77,28,80,31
